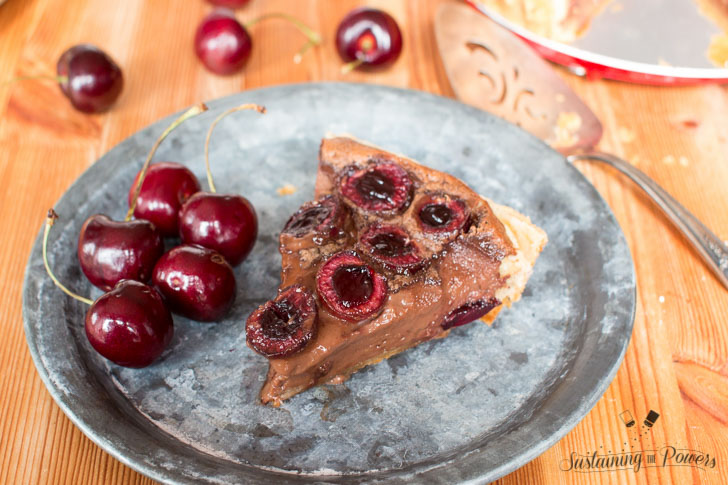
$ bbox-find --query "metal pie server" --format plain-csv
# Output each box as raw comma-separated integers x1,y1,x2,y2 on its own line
435,2,728,289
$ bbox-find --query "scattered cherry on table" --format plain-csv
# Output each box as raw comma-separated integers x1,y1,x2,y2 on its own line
335,7,403,73
206,0,250,7
194,10,321,75
194,10,252,75
56,44,124,113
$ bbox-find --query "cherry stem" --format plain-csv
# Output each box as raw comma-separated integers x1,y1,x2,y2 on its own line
126,103,208,221
2,74,68,86
245,13,322,63
204,103,266,193
341,58,365,74
42,209,94,306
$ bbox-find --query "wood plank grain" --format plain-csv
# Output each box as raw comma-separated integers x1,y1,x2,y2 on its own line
1,0,727,484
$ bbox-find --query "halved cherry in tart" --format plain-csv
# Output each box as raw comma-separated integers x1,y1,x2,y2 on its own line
359,224,423,273
441,297,500,330
340,161,412,212
246,285,318,357
316,251,387,321
283,195,348,240
416,194,469,234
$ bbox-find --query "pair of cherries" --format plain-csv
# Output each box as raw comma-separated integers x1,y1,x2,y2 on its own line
45,103,263,368
194,6,401,75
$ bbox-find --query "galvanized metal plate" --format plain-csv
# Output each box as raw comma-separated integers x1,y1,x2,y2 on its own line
23,83,635,484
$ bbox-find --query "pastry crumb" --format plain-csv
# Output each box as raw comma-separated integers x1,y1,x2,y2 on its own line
658,295,665,303
610,2,624,13
555,93,566,103
617,126,635,143
708,33,728,68
658,57,672,67
662,155,676,165
678,156,689,167
277,184,297,196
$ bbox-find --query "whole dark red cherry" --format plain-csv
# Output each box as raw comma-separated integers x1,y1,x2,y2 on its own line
206,0,250,7
153,244,236,322
56,44,123,113
128,162,201,237
78,215,164,291
178,192,257,266
195,10,252,75
335,8,403,70
86,280,174,368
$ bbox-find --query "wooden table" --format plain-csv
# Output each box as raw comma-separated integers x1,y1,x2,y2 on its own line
2,0,727,483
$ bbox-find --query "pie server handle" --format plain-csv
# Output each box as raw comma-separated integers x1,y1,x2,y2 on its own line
568,151,728,290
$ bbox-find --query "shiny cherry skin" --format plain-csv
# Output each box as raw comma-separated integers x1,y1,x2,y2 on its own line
78,214,164,291
152,244,236,322
206,0,250,7
85,280,174,368
56,44,123,113
178,192,257,266
335,8,403,68
128,162,201,237
194,10,252,75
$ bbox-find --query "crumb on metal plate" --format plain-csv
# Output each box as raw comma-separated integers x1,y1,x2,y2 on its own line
277,184,297,196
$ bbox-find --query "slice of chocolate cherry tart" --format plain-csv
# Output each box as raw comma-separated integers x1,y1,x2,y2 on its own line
246,136,547,406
